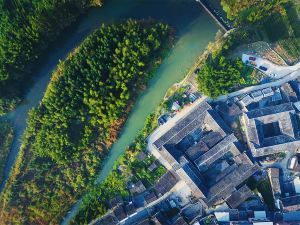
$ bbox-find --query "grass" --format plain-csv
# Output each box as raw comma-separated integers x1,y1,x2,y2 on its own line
0,121,14,184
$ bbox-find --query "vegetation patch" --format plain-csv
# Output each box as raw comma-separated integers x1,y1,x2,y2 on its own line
0,0,102,115
0,121,13,184
72,113,166,224
0,20,173,225
196,55,248,98
220,0,288,25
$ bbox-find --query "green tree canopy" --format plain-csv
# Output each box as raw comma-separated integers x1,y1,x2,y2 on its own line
221,0,288,24
0,0,101,115
197,56,245,98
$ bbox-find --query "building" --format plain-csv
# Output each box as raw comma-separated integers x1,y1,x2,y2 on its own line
129,180,147,195
287,156,299,170
137,151,147,161
293,176,300,194
92,213,119,225
262,88,274,98
153,101,258,208
243,103,300,157
109,195,124,209
114,205,127,222
239,95,254,108
251,91,264,102
281,195,300,212
154,171,179,196
216,101,243,122
226,185,253,208
215,212,230,222
267,168,281,199
182,202,204,222
144,191,157,204
281,83,298,102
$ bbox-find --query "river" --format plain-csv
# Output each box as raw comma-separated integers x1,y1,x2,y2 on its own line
0,0,219,222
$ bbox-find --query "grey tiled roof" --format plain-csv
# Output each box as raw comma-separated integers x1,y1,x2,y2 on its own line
153,101,211,149
226,185,253,208
195,134,237,170
93,214,119,225
207,154,259,207
268,168,281,196
244,103,300,157
185,141,209,161
154,171,178,196
246,103,294,119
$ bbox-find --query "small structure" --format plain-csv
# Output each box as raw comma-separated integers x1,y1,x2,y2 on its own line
148,162,158,172
252,222,273,225
137,151,147,161
253,211,267,220
109,195,123,209
281,195,300,212
113,205,127,222
251,90,264,102
262,88,274,98
267,168,281,199
214,212,230,222
271,88,282,102
173,216,188,225
92,213,119,225
172,101,181,111
144,191,157,204
293,176,300,194
287,156,299,170
154,171,178,196
239,95,254,108
129,180,146,195
125,202,136,216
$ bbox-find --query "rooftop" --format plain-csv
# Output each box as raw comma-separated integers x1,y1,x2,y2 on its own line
93,214,119,225
152,101,258,208
268,168,281,196
154,171,179,196
226,185,253,208
281,195,300,212
243,103,300,157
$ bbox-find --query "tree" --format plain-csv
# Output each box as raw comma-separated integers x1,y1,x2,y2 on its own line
197,56,245,98
221,0,288,24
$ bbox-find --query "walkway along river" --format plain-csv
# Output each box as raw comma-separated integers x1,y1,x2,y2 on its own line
0,0,219,221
